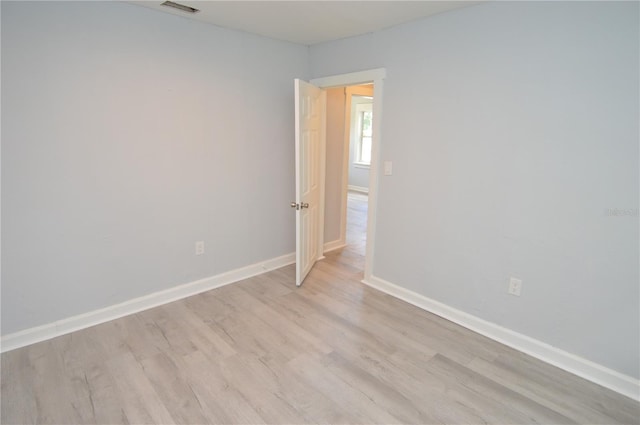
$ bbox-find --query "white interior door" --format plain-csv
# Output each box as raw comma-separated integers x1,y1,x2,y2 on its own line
294,79,326,286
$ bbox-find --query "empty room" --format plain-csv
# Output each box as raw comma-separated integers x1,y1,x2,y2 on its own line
1,1,639,423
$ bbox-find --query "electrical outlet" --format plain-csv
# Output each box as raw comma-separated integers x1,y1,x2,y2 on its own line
508,277,522,296
195,241,205,256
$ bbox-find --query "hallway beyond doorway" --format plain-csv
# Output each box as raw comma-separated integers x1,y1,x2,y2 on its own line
346,190,367,257
326,191,367,274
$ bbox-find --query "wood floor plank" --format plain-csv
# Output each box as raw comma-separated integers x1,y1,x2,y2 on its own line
286,352,402,424
138,352,211,424
323,350,437,424
231,351,359,424
27,340,84,424
105,351,174,424
238,288,334,356
426,353,578,424
217,354,309,424
1,349,38,424
181,350,264,424
51,333,123,424
467,354,640,424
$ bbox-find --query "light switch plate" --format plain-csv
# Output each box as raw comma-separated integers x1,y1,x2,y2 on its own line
508,277,522,296
384,161,393,176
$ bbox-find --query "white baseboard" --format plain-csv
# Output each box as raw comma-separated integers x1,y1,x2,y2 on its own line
363,274,640,402
347,184,369,194
324,239,347,253
1,253,295,353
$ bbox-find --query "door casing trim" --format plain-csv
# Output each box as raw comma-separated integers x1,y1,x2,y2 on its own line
311,68,386,282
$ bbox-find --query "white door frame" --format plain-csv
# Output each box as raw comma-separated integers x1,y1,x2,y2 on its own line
311,68,386,282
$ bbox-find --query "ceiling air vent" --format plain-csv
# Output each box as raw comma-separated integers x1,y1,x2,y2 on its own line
160,1,200,14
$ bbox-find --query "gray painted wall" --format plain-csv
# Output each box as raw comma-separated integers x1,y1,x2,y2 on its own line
1,1,308,334
311,1,639,378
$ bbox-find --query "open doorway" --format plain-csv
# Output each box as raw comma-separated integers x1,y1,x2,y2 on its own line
344,86,373,270
322,84,374,273
309,67,386,283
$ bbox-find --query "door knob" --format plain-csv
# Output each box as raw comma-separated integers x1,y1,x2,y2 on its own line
290,202,299,209
300,203,309,209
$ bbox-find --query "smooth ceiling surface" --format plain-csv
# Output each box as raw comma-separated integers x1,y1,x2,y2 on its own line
129,1,481,45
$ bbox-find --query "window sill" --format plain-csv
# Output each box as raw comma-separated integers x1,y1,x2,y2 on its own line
353,162,371,169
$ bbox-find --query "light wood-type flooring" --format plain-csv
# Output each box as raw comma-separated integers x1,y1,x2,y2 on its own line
2,193,639,424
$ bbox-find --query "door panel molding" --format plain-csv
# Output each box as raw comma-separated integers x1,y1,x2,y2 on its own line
294,79,326,286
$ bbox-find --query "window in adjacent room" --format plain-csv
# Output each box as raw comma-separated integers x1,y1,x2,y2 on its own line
352,99,373,167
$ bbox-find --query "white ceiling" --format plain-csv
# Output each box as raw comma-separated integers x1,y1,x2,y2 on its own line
129,1,481,46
